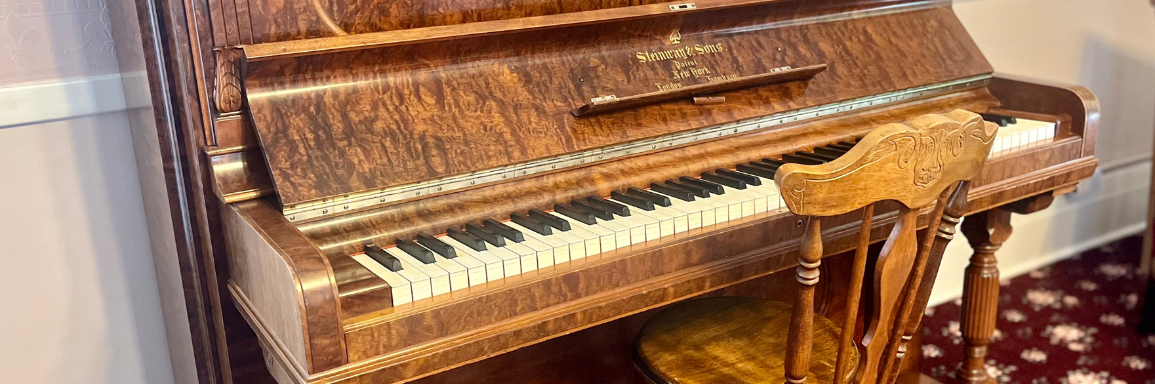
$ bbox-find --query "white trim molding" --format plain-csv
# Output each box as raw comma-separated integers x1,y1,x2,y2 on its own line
0,72,149,129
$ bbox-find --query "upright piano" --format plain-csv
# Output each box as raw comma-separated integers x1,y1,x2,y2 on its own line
136,0,1099,382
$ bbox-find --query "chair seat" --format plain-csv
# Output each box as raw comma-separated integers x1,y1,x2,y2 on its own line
635,297,857,384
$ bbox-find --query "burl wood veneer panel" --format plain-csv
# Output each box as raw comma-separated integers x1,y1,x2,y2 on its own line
247,0,645,43
223,204,310,373
243,2,992,206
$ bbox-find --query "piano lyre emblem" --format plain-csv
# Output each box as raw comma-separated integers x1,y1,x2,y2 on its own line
669,29,682,45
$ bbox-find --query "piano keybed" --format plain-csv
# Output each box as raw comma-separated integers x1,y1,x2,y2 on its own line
351,113,1060,308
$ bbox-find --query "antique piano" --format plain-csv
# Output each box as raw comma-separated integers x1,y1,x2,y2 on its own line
128,0,1099,382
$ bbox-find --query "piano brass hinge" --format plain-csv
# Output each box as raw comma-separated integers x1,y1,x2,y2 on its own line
591,95,618,103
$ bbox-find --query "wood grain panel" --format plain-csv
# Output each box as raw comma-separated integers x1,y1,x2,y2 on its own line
248,0,633,42
223,203,310,374
989,74,1100,159
225,202,349,372
243,3,991,206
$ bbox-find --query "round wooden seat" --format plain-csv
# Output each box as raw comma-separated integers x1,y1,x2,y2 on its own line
634,297,857,384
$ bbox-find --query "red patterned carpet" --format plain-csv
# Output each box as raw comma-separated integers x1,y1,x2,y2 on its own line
918,235,1155,384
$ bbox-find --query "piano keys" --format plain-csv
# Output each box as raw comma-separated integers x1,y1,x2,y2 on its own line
340,108,1065,307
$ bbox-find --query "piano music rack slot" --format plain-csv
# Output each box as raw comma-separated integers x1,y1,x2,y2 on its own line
570,64,827,117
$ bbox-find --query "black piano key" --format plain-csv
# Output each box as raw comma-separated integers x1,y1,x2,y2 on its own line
798,151,837,162
364,244,403,272
716,169,761,185
555,204,598,225
700,172,747,189
781,154,825,165
586,197,631,216
396,239,436,264
838,141,858,147
416,233,457,258
627,188,672,207
827,143,854,152
679,177,725,195
813,147,847,158
511,213,552,235
529,209,571,231
666,180,710,198
750,161,782,174
736,164,776,178
483,219,524,242
759,159,786,168
650,182,695,201
466,222,507,247
979,113,1017,127
447,228,487,251
610,191,655,211
570,201,614,221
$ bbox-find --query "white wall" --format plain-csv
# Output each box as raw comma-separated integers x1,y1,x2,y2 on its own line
928,0,1155,306
0,0,174,382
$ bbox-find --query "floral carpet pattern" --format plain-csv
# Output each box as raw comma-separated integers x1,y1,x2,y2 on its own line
918,236,1155,383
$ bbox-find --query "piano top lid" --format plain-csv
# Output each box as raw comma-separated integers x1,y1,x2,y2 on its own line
240,0,992,211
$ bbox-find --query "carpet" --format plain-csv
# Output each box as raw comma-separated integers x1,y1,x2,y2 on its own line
917,235,1155,384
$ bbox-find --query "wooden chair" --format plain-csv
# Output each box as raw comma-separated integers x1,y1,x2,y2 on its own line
633,110,998,384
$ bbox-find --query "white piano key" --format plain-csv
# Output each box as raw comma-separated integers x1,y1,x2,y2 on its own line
658,204,691,233
351,254,413,306
509,236,554,269
646,203,686,235
988,117,1056,156
605,211,650,244
654,193,705,230
438,236,505,281
386,246,451,296
607,199,661,241
499,241,539,272
486,243,523,275
546,224,590,259
429,250,469,291
554,213,617,252
505,222,571,263
580,213,633,249
435,241,488,286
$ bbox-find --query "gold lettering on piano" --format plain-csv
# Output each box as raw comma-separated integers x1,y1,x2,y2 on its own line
634,43,725,63
634,40,737,90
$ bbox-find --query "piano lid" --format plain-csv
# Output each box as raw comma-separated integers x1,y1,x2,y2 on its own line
240,0,992,212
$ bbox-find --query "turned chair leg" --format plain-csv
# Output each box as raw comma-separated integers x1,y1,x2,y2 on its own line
954,209,1011,384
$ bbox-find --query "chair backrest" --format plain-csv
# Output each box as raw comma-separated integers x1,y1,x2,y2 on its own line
774,109,997,383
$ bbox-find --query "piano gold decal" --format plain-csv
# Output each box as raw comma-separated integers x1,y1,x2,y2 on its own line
635,37,735,90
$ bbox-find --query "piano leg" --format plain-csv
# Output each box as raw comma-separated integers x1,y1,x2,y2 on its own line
953,193,1057,383
955,208,1011,384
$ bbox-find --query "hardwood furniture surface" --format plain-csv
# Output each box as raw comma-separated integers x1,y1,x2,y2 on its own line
634,110,991,384
119,0,1100,382
637,297,851,383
